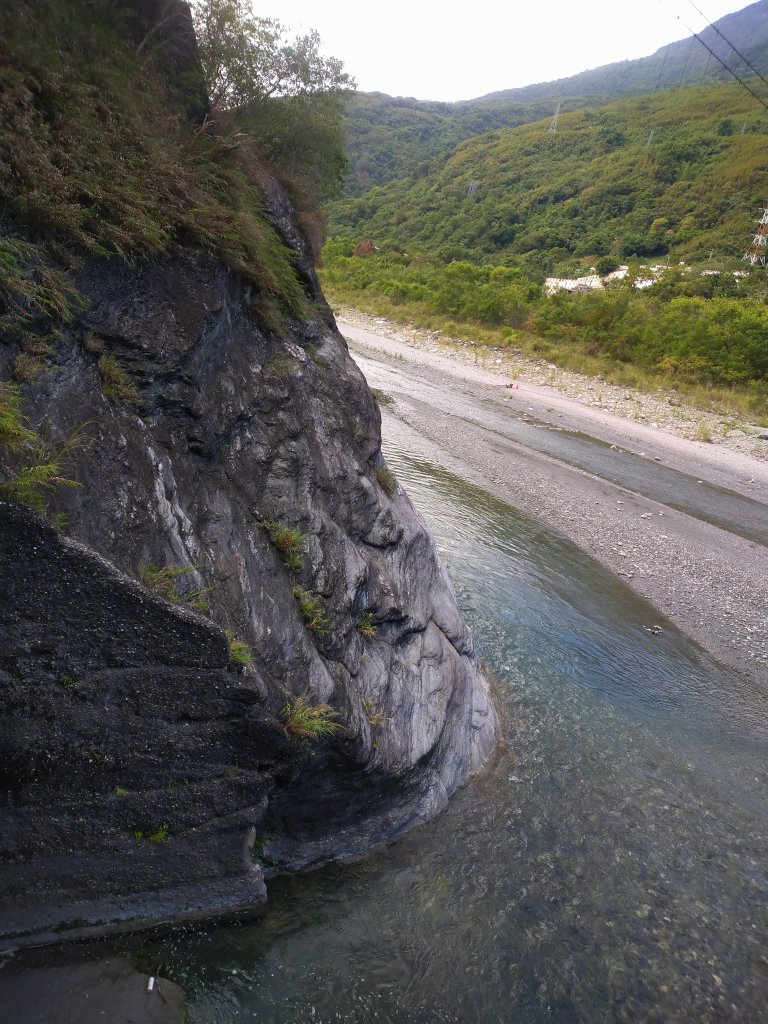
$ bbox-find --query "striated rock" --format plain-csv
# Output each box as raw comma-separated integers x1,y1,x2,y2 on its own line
0,501,285,945
0,0,497,947
0,234,497,944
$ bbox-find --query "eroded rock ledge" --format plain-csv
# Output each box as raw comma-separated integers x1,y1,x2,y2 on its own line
0,231,497,945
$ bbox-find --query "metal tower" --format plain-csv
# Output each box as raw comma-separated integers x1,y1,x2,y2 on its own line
742,205,768,265
548,102,561,134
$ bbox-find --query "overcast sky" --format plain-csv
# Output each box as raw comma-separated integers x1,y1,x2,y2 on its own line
275,0,750,101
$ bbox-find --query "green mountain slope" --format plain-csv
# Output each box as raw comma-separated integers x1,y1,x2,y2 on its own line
342,93,560,197
331,84,768,266
341,1,768,196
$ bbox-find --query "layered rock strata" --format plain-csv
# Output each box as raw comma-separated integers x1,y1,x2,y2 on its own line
0,234,497,945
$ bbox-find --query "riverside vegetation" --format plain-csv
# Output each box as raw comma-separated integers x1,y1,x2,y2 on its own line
323,81,768,419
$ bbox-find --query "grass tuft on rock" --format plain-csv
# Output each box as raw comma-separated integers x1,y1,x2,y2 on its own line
292,586,330,635
281,695,341,740
262,519,306,573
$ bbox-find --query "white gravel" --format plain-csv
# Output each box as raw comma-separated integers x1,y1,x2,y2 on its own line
333,305,768,461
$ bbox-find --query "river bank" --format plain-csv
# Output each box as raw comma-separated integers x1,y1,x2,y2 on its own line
335,306,768,693
333,304,768,458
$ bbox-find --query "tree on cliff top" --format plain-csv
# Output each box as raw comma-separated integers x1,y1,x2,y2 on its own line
191,0,355,199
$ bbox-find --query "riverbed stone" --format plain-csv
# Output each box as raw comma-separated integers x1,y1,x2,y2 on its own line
0,959,185,1024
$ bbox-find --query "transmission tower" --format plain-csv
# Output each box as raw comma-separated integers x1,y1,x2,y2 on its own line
548,102,561,134
742,205,768,265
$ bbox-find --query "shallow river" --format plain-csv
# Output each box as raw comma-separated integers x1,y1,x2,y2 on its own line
23,415,768,1022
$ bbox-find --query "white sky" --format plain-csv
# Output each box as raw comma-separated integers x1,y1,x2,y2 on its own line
273,0,750,101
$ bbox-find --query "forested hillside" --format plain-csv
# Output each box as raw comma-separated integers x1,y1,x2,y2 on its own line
340,0,768,196
342,93,558,197
331,84,768,267
323,81,768,415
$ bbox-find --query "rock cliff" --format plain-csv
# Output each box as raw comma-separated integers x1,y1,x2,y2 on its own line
0,0,497,946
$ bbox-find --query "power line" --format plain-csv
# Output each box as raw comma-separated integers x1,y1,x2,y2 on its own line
658,1,768,112
683,0,768,89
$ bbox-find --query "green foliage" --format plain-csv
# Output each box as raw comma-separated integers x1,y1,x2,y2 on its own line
375,464,398,497
0,383,87,514
1,0,307,330
192,0,354,201
262,519,306,572
281,695,341,739
0,382,36,451
356,611,377,639
262,352,298,379
0,236,81,327
225,629,251,666
339,4,767,198
695,421,714,442
138,563,211,611
362,697,385,728
340,92,556,198
321,253,768,417
97,354,140,403
330,84,768,267
292,587,329,635
11,338,55,383
371,387,393,408
133,822,169,843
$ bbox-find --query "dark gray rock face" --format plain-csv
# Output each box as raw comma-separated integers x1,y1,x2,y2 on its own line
0,501,284,945
0,196,497,943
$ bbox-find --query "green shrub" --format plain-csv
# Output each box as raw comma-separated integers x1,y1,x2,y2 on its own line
356,611,377,639
371,387,393,408
12,347,52,383
0,383,86,515
292,586,329,635
133,822,169,843
281,695,341,739
0,381,36,450
225,629,251,666
1,0,308,333
97,354,140,403
375,465,397,497
0,236,81,327
138,563,210,611
262,519,306,572
362,697,385,728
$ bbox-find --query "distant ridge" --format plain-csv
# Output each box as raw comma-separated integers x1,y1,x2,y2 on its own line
469,0,768,106
341,1,768,197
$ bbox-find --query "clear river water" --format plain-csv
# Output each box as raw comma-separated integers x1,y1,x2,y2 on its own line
20,415,768,1023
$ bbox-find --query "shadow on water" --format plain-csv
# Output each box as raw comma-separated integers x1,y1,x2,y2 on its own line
14,419,768,1023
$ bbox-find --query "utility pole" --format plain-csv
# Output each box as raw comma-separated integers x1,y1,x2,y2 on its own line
742,205,768,265
548,102,561,134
